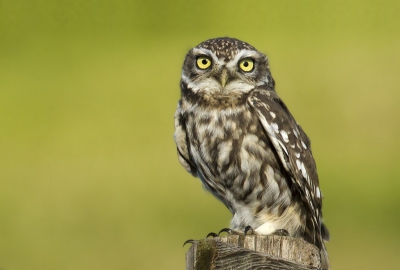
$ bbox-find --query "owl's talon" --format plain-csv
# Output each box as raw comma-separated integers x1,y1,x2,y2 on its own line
272,229,289,236
206,232,218,238
218,228,233,235
244,225,254,236
183,239,196,247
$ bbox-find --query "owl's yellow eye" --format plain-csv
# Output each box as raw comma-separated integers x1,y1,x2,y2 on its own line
196,56,212,69
239,58,254,72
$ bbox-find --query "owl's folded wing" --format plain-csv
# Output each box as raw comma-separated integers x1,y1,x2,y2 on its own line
248,88,323,243
174,101,198,177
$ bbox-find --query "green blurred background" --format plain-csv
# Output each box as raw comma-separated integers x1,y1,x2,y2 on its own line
0,1,399,269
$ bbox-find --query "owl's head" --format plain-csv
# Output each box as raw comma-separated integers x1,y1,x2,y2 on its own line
181,37,275,98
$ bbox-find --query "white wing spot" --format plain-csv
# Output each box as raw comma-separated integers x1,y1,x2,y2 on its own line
296,159,302,170
270,112,276,119
293,129,299,137
301,140,307,149
300,162,308,180
256,113,289,171
316,187,321,198
296,159,309,180
290,144,295,148
280,130,289,143
295,152,300,158
271,123,279,133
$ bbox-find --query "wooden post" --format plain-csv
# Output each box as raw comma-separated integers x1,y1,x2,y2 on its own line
186,235,321,270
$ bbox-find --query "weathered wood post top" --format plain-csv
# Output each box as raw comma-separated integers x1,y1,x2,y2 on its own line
186,235,321,270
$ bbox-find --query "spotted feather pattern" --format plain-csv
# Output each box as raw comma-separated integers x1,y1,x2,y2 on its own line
248,88,323,245
174,37,330,269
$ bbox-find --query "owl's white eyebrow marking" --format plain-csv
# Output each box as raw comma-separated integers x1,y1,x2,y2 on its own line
192,48,213,56
192,48,225,66
225,49,260,69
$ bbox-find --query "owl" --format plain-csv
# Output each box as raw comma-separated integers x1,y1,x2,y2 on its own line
174,37,330,269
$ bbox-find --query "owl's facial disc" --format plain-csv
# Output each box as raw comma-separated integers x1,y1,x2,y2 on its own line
182,46,271,95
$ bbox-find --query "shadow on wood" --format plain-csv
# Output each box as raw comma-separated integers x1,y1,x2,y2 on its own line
186,235,321,270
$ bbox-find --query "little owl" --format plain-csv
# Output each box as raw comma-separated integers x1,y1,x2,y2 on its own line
174,37,329,269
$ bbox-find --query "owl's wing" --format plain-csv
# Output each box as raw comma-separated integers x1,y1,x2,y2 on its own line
248,88,323,242
174,100,198,177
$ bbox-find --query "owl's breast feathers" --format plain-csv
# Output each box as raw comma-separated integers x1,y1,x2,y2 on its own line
175,86,299,216
175,86,324,234
175,86,329,269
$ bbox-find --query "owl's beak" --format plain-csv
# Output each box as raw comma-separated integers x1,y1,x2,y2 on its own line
220,69,229,88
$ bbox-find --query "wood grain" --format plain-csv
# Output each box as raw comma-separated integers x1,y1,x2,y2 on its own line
186,235,321,270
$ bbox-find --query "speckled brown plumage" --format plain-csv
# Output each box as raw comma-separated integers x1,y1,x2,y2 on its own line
197,38,255,61
174,37,330,269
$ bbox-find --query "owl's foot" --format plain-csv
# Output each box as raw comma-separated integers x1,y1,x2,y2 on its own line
206,232,218,238
218,228,234,235
271,229,289,236
183,239,196,247
217,226,255,236
244,225,255,235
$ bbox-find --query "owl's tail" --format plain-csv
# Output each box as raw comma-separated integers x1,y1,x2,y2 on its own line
304,214,330,269
319,222,330,270
320,243,330,270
